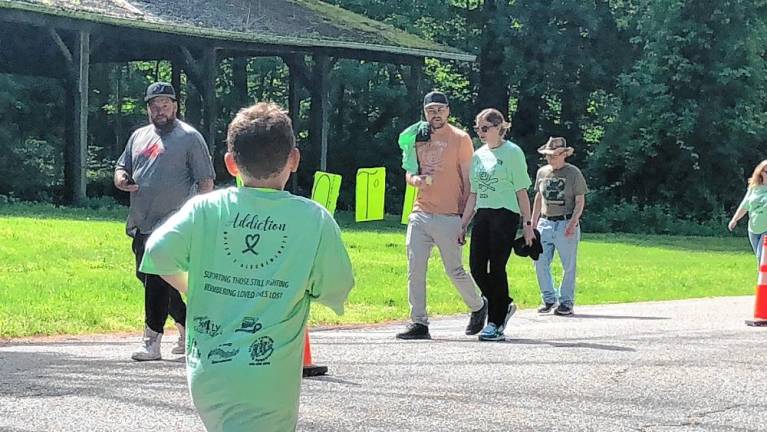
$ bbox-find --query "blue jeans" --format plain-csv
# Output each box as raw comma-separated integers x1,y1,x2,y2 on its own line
534,218,580,308
748,231,766,265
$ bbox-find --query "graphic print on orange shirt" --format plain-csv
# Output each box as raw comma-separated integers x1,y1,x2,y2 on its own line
140,140,165,160
416,140,447,176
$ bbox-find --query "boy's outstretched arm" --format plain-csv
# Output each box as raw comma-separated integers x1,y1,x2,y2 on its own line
307,216,355,315
140,200,195,286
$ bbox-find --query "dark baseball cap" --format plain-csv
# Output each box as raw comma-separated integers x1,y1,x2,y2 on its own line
513,229,543,261
423,91,449,107
145,82,177,102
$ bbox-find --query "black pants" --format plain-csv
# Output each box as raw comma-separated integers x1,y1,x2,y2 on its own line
132,232,186,334
469,208,520,326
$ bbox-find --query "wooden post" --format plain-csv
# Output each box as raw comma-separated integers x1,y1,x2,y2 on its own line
72,30,90,204
310,55,330,171
232,56,249,109
171,61,182,117
180,47,204,143
287,59,301,192
202,48,217,156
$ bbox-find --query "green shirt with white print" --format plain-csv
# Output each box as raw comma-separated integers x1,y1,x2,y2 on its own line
140,186,354,432
470,140,532,213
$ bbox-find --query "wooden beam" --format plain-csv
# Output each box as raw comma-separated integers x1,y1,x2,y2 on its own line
180,46,203,85
48,28,73,65
71,30,89,204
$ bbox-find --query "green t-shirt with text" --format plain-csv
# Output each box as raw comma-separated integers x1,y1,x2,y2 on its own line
738,185,767,234
470,140,532,213
140,187,354,432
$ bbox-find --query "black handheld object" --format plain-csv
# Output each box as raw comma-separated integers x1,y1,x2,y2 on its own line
415,122,431,143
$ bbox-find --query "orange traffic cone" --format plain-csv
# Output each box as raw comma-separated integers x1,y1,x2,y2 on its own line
746,235,767,327
302,330,328,377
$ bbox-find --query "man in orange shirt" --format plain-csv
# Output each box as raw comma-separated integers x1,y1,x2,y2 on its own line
396,91,487,340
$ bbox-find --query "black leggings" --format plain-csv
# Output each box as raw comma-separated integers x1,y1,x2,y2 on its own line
132,233,186,334
469,208,519,326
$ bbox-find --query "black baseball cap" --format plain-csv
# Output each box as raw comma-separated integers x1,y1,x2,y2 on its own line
513,229,543,261
145,82,177,102
423,91,449,107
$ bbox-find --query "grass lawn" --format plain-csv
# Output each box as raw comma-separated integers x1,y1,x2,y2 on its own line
0,203,758,338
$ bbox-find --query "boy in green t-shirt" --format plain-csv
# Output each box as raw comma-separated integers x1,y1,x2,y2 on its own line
139,102,355,432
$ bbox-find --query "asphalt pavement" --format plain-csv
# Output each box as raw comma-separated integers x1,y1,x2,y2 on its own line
1,296,765,432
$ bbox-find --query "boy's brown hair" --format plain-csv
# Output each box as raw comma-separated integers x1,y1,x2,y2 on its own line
227,102,295,179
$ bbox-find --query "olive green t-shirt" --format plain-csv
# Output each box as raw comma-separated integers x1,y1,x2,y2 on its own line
140,187,354,432
535,163,588,217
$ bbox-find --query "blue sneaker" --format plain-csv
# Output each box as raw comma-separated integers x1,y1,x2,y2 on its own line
478,323,504,341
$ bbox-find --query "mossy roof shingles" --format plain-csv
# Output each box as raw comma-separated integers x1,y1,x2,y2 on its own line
0,0,474,61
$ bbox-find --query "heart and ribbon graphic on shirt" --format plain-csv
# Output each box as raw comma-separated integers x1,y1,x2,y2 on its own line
242,234,261,255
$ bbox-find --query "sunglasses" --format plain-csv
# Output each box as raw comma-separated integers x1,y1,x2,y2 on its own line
473,124,497,133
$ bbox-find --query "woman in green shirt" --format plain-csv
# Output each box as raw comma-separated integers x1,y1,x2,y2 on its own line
729,159,767,265
460,108,535,341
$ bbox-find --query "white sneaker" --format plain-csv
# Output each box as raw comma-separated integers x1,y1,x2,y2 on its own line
499,302,518,333
131,327,163,361
171,323,185,355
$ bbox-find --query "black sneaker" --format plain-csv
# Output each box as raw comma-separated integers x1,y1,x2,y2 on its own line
465,297,488,335
537,303,556,314
396,323,431,340
554,304,573,316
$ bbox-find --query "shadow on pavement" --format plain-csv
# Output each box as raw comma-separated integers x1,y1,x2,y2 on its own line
564,314,671,320
506,338,636,352
0,350,192,413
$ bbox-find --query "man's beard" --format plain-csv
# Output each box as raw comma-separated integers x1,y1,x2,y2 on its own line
151,115,176,133
429,118,445,130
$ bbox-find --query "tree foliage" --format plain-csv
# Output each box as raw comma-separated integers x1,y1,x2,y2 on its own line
1,0,765,232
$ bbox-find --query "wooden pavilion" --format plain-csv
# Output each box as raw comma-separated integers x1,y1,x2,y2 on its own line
0,0,474,203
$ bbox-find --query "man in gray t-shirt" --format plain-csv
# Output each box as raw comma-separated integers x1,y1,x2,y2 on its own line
114,82,215,361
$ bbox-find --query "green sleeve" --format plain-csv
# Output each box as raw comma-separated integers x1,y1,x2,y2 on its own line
510,145,532,191
738,189,751,212
139,199,196,275
306,214,355,315
398,122,423,174
469,155,478,193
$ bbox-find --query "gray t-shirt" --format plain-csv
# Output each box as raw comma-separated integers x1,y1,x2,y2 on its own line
535,163,587,217
116,119,215,236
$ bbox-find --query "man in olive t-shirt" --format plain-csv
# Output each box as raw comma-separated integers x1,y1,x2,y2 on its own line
531,137,587,316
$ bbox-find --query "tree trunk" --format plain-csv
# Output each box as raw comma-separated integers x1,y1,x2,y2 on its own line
476,0,510,117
